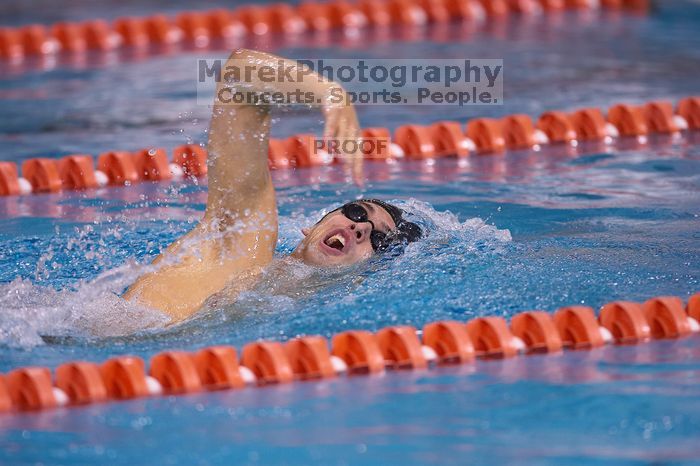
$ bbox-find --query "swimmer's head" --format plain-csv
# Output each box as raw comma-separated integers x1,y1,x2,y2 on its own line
292,199,423,267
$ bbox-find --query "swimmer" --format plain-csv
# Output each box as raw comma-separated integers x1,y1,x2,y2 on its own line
124,49,422,321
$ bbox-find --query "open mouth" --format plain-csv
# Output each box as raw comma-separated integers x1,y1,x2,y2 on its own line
325,234,345,250
320,229,350,255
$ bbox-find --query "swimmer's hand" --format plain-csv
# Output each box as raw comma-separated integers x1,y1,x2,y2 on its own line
323,92,364,187
222,49,365,186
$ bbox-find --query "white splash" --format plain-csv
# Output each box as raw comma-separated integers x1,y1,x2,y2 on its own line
0,272,170,349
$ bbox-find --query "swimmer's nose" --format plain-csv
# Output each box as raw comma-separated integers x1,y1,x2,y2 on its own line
349,223,371,244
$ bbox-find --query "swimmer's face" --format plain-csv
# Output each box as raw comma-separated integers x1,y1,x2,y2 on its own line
292,201,397,267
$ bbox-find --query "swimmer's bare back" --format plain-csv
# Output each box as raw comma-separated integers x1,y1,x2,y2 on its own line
123,49,361,321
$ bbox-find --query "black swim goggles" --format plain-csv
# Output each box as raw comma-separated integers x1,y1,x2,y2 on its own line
319,202,394,252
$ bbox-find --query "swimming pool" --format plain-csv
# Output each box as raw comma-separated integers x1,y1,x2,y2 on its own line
2,0,700,464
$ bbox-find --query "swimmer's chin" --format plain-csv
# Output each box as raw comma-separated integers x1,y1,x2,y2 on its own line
290,242,370,268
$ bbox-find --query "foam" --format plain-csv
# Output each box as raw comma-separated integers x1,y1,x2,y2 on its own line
0,265,170,349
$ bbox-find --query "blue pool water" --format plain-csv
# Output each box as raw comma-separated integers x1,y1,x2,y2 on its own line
1,1,700,464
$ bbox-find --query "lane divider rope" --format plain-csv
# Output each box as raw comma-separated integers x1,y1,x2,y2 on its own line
0,293,698,413
0,0,650,64
0,96,698,196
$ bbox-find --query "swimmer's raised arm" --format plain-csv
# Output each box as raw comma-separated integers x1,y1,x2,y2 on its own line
124,49,360,321
207,48,360,221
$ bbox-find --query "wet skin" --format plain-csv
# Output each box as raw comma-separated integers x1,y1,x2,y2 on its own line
292,202,397,267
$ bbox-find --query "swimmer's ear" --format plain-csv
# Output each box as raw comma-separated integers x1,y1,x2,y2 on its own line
301,228,310,236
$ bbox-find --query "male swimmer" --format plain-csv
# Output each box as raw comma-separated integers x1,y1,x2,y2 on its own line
124,49,422,321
